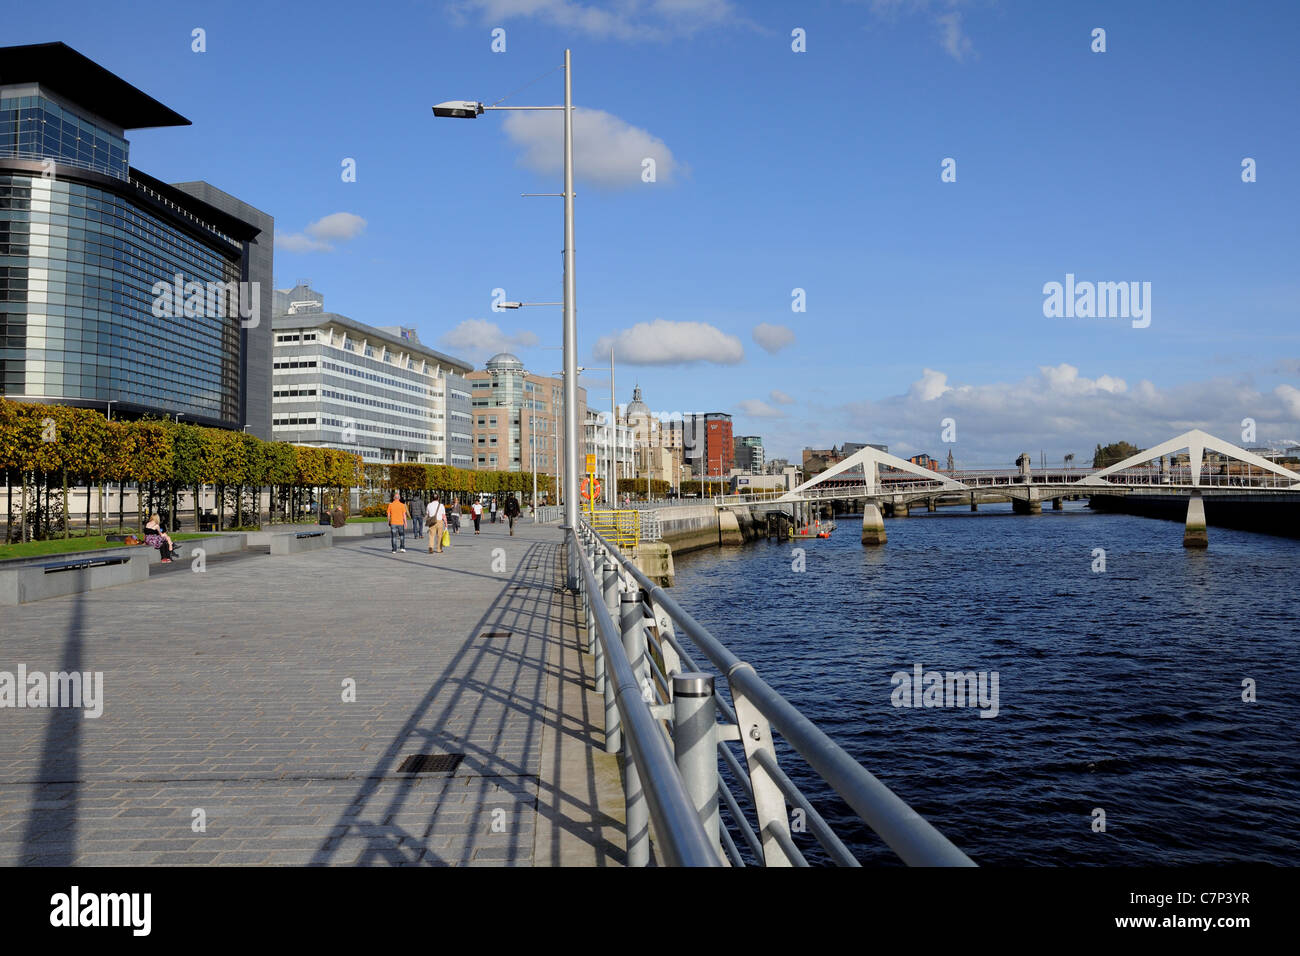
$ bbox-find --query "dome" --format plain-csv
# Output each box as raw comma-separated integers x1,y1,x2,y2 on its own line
485,352,525,370
625,384,651,419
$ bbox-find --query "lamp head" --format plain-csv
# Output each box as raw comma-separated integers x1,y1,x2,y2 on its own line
432,100,485,118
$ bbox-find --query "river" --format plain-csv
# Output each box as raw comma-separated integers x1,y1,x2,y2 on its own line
669,500,1299,865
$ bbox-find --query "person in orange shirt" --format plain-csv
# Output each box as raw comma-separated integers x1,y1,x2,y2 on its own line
387,491,408,553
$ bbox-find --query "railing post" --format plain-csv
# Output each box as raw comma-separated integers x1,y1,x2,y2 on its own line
621,590,651,867
728,663,796,866
672,673,720,858
601,557,620,753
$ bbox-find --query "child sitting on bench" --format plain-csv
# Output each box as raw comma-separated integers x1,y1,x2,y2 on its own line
143,514,178,563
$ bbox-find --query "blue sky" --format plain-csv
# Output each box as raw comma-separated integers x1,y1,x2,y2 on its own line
9,0,1299,463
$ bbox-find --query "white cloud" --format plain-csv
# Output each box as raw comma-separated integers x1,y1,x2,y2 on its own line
755,363,1300,464
752,323,796,354
594,319,744,365
276,212,367,253
453,0,748,41
502,107,685,190
863,0,975,62
736,398,785,419
1276,384,1300,419
440,319,539,363
770,389,795,405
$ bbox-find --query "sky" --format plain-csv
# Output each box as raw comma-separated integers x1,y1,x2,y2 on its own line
8,0,1299,464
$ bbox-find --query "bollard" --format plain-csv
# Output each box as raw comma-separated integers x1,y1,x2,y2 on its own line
621,590,650,867
672,673,720,854
601,557,621,753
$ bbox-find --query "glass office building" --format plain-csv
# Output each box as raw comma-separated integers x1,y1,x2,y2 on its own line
0,43,273,435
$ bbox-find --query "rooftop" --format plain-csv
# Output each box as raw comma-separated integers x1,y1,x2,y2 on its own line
0,42,190,130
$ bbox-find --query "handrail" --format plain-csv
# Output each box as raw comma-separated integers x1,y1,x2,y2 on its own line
568,529,720,867
581,520,976,867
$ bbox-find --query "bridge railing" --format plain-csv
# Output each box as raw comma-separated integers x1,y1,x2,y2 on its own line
571,519,976,868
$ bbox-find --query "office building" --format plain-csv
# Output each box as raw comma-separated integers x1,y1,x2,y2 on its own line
466,353,586,479
684,412,733,480
734,435,764,473
270,282,473,464
0,43,273,436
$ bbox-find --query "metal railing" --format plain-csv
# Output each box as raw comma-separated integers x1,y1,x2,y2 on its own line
534,505,564,523
571,520,976,867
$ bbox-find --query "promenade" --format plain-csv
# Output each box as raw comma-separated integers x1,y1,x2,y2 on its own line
0,520,625,865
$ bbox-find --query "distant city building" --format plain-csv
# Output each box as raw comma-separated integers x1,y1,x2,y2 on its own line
0,43,273,436
765,457,791,475
909,453,941,470
270,282,473,464
584,408,633,498
733,435,765,473
466,353,586,478
621,384,686,489
684,412,733,479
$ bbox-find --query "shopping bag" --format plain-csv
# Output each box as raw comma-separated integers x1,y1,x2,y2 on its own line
442,529,451,547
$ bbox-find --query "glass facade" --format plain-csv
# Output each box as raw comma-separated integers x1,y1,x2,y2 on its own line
0,94,129,180
0,174,243,423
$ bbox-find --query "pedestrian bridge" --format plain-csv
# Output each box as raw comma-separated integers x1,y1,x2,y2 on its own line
719,429,1300,548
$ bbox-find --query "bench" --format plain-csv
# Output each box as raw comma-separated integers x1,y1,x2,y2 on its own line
295,531,326,539
41,556,130,574
1,551,149,605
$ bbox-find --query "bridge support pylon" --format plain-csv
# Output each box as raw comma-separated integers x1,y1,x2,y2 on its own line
927,498,936,512
861,503,886,546
1052,497,1063,510
1184,492,1208,548
1012,489,1042,515
970,494,977,512
890,497,909,518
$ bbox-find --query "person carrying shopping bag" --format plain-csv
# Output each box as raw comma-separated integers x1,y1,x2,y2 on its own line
426,495,448,554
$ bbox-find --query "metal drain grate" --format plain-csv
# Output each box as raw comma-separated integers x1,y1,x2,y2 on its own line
480,631,512,639
397,753,464,774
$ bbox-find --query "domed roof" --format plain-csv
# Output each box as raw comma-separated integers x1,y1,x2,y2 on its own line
626,384,651,419
485,352,525,370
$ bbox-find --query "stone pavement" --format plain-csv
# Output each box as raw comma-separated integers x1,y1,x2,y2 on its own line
0,519,625,865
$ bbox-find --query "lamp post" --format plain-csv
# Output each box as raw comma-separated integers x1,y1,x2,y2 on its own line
435,49,579,586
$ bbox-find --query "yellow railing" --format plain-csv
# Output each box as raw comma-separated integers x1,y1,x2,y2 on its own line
587,508,641,553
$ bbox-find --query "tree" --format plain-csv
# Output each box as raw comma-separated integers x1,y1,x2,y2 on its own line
1093,441,1141,468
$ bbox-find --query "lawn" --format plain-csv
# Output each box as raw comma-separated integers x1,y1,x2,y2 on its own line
0,533,215,562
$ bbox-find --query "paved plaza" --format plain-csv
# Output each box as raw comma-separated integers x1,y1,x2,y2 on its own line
0,521,625,865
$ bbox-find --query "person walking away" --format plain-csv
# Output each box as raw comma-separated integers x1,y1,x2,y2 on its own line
409,494,425,539
504,494,520,536
490,497,498,524
449,503,461,534
427,495,447,553
471,499,483,534
387,492,408,552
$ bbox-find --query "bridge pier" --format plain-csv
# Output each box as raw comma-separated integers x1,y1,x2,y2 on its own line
861,503,886,546
1184,492,1208,548
1011,491,1042,515
1052,497,1063,511
970,494,977,512
890,497,909,518
927,498,936,512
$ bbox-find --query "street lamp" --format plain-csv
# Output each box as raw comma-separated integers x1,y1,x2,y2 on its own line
435,50,580,587
105,400,117,421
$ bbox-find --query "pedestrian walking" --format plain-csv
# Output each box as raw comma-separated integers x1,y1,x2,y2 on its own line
387,491,408,552
427,495,448,553
409,493,425,538
490,497,498,524
504,494,520,536
471,499,482,534
449,504,461,534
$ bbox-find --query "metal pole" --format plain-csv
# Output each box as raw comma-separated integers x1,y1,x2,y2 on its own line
561,48,579,587
609,345,616,509
601,556,620,751
673,672,720,855
621,590,650,866
530,393,537,520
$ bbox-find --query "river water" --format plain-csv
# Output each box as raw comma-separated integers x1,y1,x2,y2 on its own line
669,500,1299,866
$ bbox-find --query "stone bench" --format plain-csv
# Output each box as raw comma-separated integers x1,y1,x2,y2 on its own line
0,552,150,606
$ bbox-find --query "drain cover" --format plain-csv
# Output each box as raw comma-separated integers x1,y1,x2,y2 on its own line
480,631,512,639
397,754,464,774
